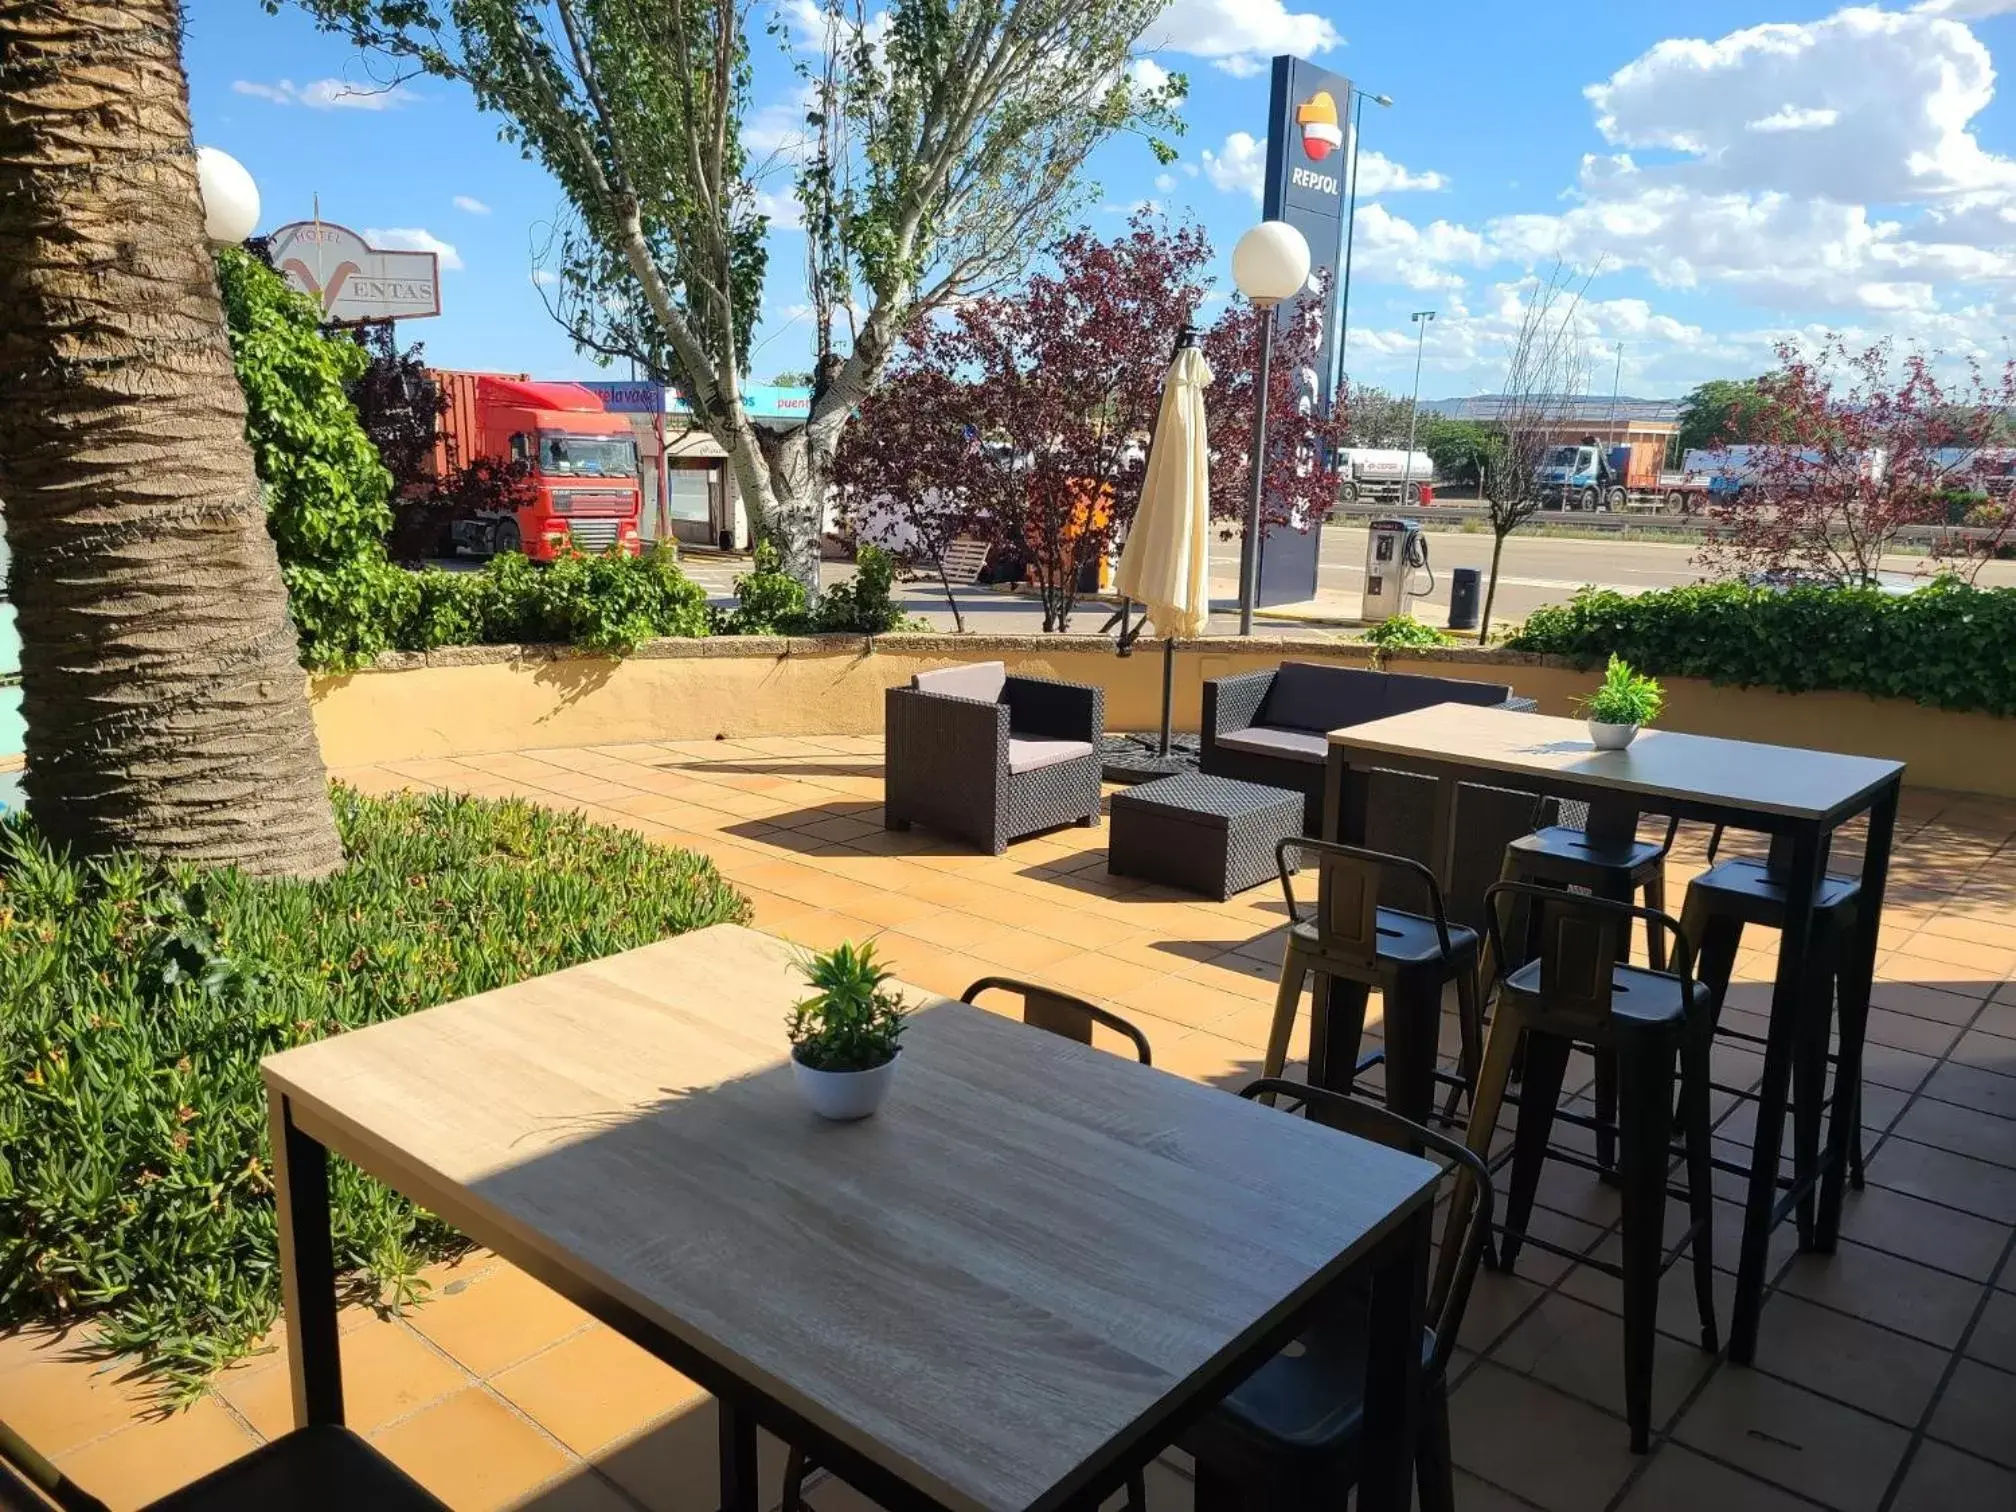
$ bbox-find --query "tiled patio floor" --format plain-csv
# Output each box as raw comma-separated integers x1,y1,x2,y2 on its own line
6,735,2016,1511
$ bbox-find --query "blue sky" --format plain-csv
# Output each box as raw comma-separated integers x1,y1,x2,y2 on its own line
186,0,2016,400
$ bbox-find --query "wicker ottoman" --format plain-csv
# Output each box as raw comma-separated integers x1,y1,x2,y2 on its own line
1108,773,1305,900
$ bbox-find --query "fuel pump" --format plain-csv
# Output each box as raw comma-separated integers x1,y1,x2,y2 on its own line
1362,518,1434,620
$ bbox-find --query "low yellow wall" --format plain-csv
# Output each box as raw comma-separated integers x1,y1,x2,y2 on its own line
307,636,2016,799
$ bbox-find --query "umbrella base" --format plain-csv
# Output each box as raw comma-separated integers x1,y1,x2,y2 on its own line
1100,733,1201,786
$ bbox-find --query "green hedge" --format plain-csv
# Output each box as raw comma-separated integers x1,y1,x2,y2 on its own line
1506,580,2016,716
0,786,747,1391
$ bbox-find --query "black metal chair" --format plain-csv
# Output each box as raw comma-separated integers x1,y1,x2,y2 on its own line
1682,826,1868,1244
1471,802,1681,1164
780,979,1155,1512
0,1419,446,1512
1259,838,1483,1130
1182,1079,1495,1512
1459,883,1719,1453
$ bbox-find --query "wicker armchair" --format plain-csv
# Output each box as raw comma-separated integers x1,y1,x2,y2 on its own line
884,662,1104,854
1201,661,1536,835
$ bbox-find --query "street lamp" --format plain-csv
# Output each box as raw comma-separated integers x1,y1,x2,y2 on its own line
1333,90,1393,402
1232,220,1312,635
195,147,260,245
1399,310,1436,503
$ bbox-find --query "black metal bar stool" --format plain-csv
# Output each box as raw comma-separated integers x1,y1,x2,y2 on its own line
1681,827,1867,1247
1464,800,1681,1163
1259,838,1483,1129
1454,882,1719,1454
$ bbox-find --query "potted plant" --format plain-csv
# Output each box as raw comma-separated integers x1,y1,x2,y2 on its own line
1577,654,1664,750
787,940,908,1120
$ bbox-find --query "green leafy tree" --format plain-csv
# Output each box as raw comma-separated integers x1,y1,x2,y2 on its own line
1419,416,1504,494
1676,377,1770,457
216,249,416,671
1344,383,1416,447
289,0,1184,598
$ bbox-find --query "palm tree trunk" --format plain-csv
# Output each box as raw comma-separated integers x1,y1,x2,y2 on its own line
0,0,343,877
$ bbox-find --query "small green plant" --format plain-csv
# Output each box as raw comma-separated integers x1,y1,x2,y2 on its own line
1578,654,1665,726
1362,614,1453,650
786,940,908,1072
714,541,810,634
713,541,924,636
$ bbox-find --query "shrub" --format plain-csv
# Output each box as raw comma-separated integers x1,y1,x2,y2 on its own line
382,544,711,656
0,786,748,1392
711,541,922,635
1362,613,1452,650
216,250,408,672
1506,579,2016,716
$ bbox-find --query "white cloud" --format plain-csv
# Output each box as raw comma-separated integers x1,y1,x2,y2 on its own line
232,77,417,110
1352,151,1448,195
753,187,803,230
1127,58,1172,93
1143,0,1339,78
1200,130,1266,200
1914,0,2016,15
1584,8,2016,203
452,195,491,215
361,227,462,270
530,269,560,288
1154,171,1177,192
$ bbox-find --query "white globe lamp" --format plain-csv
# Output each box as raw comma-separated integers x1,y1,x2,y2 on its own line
1231,220,1312,634
196,147,260,245
1231,220,1311,309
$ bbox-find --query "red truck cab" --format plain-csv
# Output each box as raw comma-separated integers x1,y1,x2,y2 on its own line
433,372,644,561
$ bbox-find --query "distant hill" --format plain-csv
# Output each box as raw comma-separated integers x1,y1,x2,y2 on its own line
1417,394,1684,424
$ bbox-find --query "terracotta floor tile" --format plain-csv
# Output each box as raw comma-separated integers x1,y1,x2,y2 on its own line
1890,1440,2016,1512
406,1260,595,1379
1860,1007,1965,1058
1616,1444,1819,1512
1745,1293,1950,1426
589,1405,791,1512
1966,1287,2016,1374
371,1386,576,1511
1924,1060,2016,1120
1039,950,1175,1006
1835,1183,2012,1281
1448,1361,1641,1512
765,908,888,955
1927,1357,2016,1470
1672,1367,1910,1512
1492,1293,1715,1432
219,1312,470,1439
492,1326,708,1457
1778,1241,1986,1349
1892,1096,2016,1170
53,1395,258,1510
0,1328,157,1460
1947,1029,2016,1078
1867,980,1987,1026
1868,1135,2016,1223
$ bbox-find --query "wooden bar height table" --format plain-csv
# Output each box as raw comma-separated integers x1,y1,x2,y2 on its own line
1321,705,1904,1364
261,924,1441,1512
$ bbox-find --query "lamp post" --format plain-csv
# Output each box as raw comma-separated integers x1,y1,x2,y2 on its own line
1333,91,1392,404
1399,310,1436,503
194,147,260,245
1232,220,1312,635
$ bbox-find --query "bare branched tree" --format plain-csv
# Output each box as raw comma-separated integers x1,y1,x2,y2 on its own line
1479,260,1597,643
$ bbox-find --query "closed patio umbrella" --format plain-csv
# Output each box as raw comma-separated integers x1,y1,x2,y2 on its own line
1107,331,1212,781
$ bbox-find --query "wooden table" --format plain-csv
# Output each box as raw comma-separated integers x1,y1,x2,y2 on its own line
261,924,1441,1512
1321,705,1905,1364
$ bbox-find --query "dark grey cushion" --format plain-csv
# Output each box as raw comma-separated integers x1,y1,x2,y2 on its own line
914,661,1006,702
1214,725,1329,764
1381,671,1511,717
1007,737,1094,774
1260,662,1390,732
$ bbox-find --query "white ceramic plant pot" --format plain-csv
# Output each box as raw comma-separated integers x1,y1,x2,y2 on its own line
792,1052,898,1121
1587,720,1640,751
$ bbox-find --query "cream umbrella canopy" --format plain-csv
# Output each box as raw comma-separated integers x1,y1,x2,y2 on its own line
1109,333,1212,778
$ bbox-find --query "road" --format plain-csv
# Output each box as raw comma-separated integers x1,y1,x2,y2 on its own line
671,521,2016,636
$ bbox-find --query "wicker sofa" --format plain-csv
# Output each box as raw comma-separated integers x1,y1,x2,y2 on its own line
884,662,1105,854
1201,662,1545,929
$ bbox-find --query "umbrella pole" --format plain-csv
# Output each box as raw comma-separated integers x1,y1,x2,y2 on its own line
1158,638,1175,758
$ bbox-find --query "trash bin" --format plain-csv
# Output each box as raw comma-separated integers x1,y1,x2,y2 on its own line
1448,566,1481,631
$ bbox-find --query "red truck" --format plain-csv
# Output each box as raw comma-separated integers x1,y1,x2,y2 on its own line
428,371,643,561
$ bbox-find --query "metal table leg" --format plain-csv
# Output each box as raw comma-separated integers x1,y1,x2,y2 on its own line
271,1092,344,1428
1358,1206,1431,1512
719,1398,759,1511
1729,823,1824,1365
